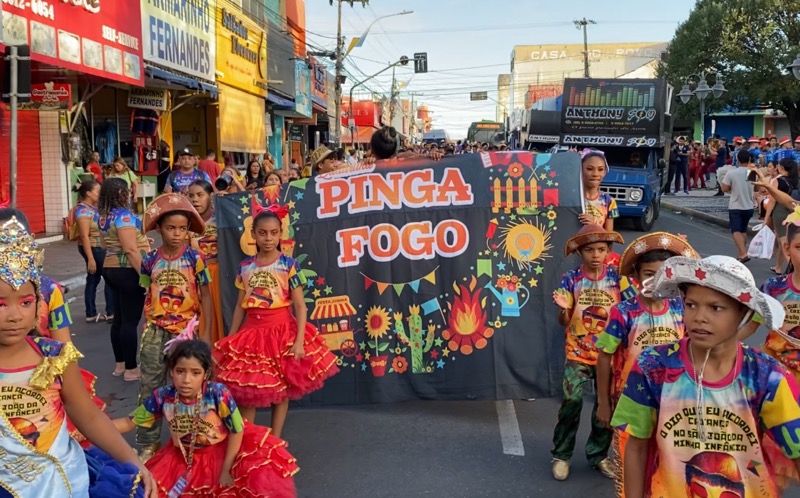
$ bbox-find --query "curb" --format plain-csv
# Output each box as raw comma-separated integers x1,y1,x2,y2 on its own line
661,200,730,230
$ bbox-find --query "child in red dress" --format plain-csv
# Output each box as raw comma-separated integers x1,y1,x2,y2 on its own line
214,206,338,437
115,337,298,497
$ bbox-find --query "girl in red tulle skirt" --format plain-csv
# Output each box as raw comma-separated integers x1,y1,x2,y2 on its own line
115,339,298,497
214,207,338,437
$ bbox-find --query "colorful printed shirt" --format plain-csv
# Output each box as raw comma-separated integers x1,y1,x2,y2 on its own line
760,274,800,373
73,202,101,247
99,207,150,269
558,265,621,365
167,169,212,195
0,337,79,453
38,275,72,335
140,246,211,334
236,254,305,310
131,382,244,448
596,296,684,400
191,214,218,264
584,192,619,227
611,338,800,498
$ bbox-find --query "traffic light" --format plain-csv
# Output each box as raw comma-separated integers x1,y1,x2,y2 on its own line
413,52,428,74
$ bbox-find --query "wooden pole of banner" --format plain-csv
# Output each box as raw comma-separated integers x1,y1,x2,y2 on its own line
8,47,19,208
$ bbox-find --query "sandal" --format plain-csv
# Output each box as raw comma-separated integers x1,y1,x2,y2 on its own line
123,368,141,382
739,257,751,264
85,315,101,323
104,314,114,322
112,363,125,376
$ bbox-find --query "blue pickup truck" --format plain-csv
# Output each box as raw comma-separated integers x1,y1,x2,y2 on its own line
548,145,668,231
555,78,673,231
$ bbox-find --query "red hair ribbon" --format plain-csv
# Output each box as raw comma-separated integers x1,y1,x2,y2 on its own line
250,193,289,219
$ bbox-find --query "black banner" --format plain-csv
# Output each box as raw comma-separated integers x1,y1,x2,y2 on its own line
216,152,583,404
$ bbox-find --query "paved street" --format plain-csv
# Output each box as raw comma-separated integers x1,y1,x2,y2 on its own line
44,210,800,498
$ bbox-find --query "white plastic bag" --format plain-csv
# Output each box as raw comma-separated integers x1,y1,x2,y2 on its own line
747,225,775,260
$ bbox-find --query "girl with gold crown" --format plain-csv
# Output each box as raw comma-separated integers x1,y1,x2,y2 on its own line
0,214,158,497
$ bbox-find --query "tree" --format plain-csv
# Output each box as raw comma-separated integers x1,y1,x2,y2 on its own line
660,0,800,139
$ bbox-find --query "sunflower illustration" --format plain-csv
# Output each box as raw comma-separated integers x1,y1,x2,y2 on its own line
365,306,391,340
547,210,557,221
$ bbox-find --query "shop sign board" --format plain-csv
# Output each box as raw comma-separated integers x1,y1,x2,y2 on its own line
127,87,168,111
215,1,267,96
1,0,144,85
141,0,216,81
294,59,312,118
28,81,70,109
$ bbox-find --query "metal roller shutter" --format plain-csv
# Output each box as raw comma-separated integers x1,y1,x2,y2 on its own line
0,109,46,233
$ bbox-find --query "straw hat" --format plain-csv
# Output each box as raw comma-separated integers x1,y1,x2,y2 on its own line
310,146,334,166
653,255,784,331
564,224,624,256
144,193,205,234
618,232,699,276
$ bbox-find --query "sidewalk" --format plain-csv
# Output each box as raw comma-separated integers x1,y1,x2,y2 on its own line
41,240,87,291
660,188,759,230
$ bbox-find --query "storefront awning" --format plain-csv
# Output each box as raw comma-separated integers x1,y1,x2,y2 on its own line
220,85,266,154
267,92,295,108
145,65,218,98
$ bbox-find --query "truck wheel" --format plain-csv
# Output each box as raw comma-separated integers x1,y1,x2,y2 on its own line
634,199,657,231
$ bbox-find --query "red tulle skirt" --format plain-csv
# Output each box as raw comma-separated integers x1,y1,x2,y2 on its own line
146,423,298,498
68,368,108,448
214,308,339,407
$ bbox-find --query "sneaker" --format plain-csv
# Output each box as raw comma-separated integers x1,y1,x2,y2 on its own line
552,459,570,481
138,443,161,464
713,191,725,197
684,190,690,195
595,458,615,479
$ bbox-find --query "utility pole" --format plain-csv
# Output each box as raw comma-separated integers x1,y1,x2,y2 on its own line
573,18,596,78
389,65,397,125
332,0,369,147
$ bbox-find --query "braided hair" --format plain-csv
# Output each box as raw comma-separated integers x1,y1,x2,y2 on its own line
98,177,131,217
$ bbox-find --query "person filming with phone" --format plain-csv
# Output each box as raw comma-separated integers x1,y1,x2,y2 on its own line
720,149,756,263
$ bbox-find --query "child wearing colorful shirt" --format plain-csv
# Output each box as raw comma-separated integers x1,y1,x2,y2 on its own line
612,255,800,498
595,232,699,498
214,206,338,438
579,149,619,231
551,223,624,481
115,339,298,497
137,193,212,462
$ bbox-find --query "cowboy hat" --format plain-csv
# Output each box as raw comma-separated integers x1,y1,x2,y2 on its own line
564,224,624,256
310,145,334,166
653,255,784,331
618,232,699,276
144,193,206,234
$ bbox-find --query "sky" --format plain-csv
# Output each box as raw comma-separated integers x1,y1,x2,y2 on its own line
305,0,698,138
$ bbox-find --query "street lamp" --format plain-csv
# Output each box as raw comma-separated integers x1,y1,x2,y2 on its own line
676,72,726,143
788,52,800,80
345,10,414,56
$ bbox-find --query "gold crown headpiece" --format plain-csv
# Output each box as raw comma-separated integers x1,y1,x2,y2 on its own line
0,217,43,290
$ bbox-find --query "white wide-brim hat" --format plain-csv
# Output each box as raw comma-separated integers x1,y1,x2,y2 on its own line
653,255,785,331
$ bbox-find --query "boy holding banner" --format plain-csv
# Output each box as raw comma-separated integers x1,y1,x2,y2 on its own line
551,224,624,482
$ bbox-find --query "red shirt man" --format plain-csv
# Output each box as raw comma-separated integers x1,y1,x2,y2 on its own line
197,150,222,184
86,151,103,182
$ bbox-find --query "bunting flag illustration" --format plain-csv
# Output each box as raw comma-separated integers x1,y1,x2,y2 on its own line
362,267,438,296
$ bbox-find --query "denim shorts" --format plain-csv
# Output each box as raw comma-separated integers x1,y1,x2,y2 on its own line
729,209,754,233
